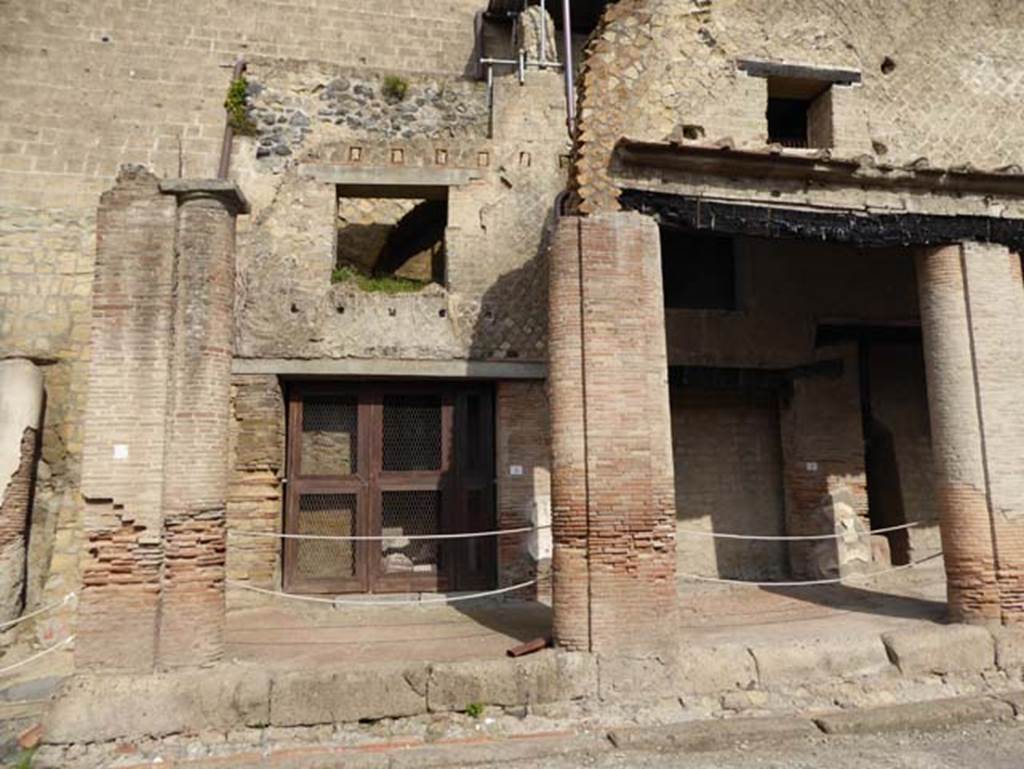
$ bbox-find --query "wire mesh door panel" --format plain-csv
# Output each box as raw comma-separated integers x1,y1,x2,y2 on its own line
371,390,453,592
285,389,369,593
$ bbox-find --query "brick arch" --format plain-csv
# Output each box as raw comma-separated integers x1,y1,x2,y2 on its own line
572,0,659,214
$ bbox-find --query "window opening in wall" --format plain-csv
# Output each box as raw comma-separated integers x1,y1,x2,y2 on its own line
334,184,448,291
766,77,833,149
660,227,737,310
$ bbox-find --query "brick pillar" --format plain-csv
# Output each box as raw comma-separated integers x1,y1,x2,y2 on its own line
79,170,247,671
79,168,178,671
779,346,870,580
0,359,44,624
548,212,678,655
156,181,247,667
916,242,1024,624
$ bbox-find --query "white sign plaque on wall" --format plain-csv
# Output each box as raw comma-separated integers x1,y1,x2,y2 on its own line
112,444,129,460
509,464,524,477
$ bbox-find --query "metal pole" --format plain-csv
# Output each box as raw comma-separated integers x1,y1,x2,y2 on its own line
539,0,547,69
487,63,495,139
217,58,246,179
560,0,576,137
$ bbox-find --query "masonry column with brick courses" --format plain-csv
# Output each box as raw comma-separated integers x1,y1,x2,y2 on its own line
78,169,247,672
156,180,248,667
548,212,678,654
916,242,1024,624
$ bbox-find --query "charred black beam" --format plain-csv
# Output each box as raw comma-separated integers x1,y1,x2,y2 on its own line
668,360,843,393
620,189,1024,253
815,323,922,346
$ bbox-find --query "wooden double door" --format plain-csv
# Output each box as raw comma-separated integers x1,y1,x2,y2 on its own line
284,381,495,594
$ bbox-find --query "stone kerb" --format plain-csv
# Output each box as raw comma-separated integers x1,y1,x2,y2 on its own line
41,622,1023,746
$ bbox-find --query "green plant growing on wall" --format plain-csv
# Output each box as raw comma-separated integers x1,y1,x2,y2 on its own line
331,265,426,294
224,76,258,136
464,702,484,719
382,74,409,102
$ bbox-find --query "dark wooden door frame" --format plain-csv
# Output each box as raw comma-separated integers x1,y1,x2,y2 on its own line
283,380,495,595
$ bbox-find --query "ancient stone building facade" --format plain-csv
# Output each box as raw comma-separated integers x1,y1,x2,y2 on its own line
1,0,1023,683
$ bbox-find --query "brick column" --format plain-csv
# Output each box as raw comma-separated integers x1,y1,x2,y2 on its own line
79,170,247,671
156,180,247,667
548,212,678,655
0,359,44,624
916,242,1024,624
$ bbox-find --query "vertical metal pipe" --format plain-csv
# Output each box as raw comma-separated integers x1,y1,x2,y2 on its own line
217,58,246,180
487,63,495,138
539,0,547,68
561,0,576,137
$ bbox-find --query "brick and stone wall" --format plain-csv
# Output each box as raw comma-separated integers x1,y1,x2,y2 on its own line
0,0,569,619
662,238,934,577
226,375,286,604
233,71,566,365
573,0,1024,214
0,359,44,624
671,387,787,581
495,381,552,596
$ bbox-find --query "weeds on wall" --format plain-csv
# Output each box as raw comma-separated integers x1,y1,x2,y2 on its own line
381,74,409,102
331,265,426,294
224,76,259,136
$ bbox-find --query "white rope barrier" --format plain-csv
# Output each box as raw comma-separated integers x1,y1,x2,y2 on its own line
678,551,943,587
0,593,75,632
0,635,75,677
226,578,537,606
229,525,551,542
676,519,931,542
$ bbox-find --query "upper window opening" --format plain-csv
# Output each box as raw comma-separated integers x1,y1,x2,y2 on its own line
335,185,448,289
660,227,737,311
766,76,832,149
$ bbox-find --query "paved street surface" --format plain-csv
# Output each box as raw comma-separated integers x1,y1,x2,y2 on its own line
466,720,1024,769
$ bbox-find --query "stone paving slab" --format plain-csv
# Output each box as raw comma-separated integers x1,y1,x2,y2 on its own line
999,690,1024,717
814,695,1015,735
607,715,819,752
881,624,995,676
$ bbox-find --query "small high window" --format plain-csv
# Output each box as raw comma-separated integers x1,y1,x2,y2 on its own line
335,185,448,287
766,77,833,149
660,228,737,310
